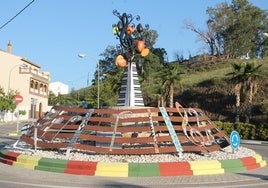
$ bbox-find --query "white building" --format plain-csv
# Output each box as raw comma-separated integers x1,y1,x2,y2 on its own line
49,81,69,96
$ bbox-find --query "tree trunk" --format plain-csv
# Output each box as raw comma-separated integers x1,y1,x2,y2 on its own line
157,96,161,107
169,85,174,108
161,96,164,107
245,82,256,123
235,83,242,122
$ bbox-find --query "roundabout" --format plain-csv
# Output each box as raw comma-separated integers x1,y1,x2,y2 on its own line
0,11,266,185
1,122,267,188
0,105,266,178
0,145,266,177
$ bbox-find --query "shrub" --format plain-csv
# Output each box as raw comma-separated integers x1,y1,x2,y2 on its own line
19,110,26,116
213,121,267,141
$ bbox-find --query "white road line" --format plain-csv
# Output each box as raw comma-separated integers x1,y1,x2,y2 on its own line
0,179,86,188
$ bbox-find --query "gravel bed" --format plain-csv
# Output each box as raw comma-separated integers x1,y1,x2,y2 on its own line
9,144,256,163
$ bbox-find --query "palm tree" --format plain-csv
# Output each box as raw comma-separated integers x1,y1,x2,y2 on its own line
151,86,166,107
159,63,183,107
226,61,263,123
242,62,263,123
226,62,244,122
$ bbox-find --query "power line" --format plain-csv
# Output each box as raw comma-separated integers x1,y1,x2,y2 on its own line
0,0,35,31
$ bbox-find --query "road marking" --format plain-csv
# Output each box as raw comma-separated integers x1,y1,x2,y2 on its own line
0,179,86,188
1,179,268,188
193,182,268,188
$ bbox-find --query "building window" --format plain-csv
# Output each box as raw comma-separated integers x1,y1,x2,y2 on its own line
30,79,48,96
44,85,47,93
35,81,38,90
30,80,34,89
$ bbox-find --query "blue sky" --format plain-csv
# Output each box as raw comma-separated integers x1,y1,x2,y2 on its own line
0,0,267,90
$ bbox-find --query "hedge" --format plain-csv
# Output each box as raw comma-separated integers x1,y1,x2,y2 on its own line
214,121,268,141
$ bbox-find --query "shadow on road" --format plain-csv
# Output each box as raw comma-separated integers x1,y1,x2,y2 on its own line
102,182,148,188
237,172,268,181
0,136,18,148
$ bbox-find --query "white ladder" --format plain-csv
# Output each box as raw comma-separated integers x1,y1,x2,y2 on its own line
159,107,183,155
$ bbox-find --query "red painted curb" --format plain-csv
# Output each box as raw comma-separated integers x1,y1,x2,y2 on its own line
0,149,266,177
158,161,193,176
65,160,97,175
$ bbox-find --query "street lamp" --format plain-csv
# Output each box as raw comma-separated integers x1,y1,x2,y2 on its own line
8,64,26,97
78,54,100,108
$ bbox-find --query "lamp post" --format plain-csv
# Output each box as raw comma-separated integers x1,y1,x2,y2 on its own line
78,54,100,108
7,64,25,130
8,64,25,97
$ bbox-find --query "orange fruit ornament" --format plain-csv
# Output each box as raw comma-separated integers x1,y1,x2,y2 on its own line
141,48,149,57
127,25,134,35
136,40,145,52
115,55,127,67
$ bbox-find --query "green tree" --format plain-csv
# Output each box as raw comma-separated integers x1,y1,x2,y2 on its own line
139,50,169,106
48,91,57,106
261,100,268,119
134,28,158,50
100,73,121,107
158,63,183,107
226,62,244,122
241,61,263,122
99,45,118,75
226,61,263,123
0,87,17,114
206,0,268,58
151,48,168,65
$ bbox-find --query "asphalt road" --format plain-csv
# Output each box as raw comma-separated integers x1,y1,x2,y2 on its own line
0,121,267,188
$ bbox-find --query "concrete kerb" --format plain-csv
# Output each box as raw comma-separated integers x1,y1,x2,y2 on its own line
241,139,268,145
0,148,266,177
1,121,267,178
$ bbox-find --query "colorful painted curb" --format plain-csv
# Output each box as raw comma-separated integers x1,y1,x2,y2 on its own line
0,148,266,177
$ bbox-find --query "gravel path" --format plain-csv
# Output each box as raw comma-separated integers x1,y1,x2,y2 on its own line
8,142,256,163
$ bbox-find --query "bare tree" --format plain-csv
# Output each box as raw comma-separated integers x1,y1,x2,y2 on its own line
183,20,221,57
173,50,184,63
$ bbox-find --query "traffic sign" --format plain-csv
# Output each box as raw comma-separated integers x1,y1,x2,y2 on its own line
230,130,240,150
14,95,23,104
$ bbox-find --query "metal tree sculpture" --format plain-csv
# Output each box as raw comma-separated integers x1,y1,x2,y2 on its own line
112,10,149,107
112,10,149,61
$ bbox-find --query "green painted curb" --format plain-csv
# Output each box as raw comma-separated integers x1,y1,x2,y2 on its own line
128,163,160,177
38,157,68,168
220,159,246,173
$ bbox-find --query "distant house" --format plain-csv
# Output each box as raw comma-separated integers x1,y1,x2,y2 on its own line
49,81,69,96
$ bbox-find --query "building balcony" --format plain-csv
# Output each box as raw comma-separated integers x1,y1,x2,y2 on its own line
20,67,50,83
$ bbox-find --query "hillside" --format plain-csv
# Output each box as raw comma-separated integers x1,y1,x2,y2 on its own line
62,56,267,124
174,57,268,124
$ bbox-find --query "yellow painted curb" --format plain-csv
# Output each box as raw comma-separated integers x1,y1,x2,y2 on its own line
189,160,224,175
260,160,267,168
189,160,222,170
16,154,42,164
95,162,128,177
13,162,36,169
13,154,42,169
8,132,21,137
253,153,263,163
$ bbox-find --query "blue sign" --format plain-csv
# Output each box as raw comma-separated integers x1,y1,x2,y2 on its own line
230,131,240,150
